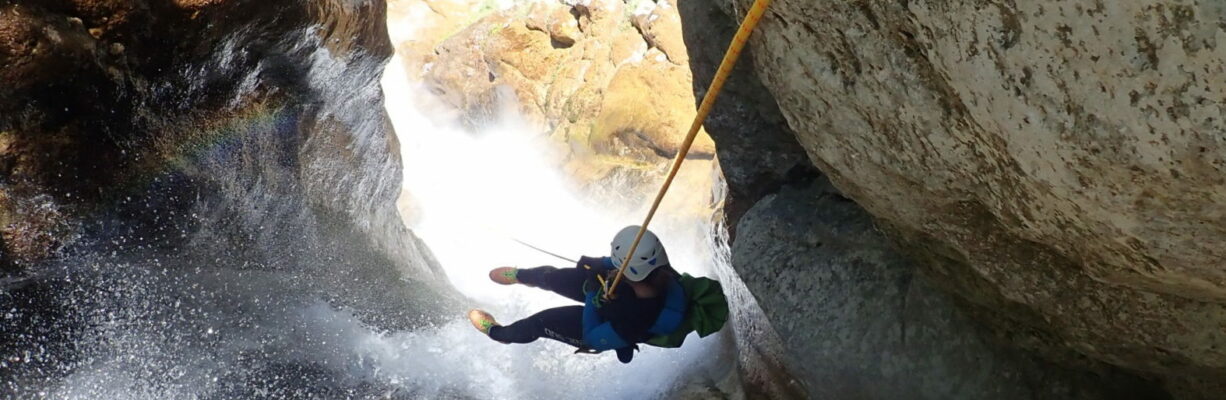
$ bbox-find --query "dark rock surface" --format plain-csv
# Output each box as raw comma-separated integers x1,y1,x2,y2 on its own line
679,0,1219,398
675,2,814,397
676,0,815,240
727,0,1226,397
0,0,443,278
733,177,1167,399
1,0,460,396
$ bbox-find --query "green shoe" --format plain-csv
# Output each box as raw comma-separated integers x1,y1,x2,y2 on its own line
488,267,520,285
468,309,499,335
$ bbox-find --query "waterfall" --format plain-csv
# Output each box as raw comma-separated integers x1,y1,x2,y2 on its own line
378,45,740,397
0,0,742,397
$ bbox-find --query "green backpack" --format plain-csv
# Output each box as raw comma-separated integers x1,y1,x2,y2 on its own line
645,274,730,348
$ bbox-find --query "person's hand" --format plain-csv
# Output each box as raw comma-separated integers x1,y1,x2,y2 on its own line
581,264,611,300
583,282,607,308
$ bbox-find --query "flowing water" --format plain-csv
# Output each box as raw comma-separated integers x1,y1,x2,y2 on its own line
0,1,742,397
377,47,741,398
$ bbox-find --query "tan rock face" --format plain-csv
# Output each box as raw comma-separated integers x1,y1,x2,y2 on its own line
724,0,1226,396
593,57,714,159
411,0,714,185
525,3,581,47
631,0,688,65
386,0,484,79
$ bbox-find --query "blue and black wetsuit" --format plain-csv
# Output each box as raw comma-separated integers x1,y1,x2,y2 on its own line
487,256,666,362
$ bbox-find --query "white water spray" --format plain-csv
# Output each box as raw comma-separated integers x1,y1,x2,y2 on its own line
371,46,737,397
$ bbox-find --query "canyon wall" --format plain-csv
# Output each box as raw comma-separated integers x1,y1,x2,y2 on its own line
1,1,459,395
687,0,1226,398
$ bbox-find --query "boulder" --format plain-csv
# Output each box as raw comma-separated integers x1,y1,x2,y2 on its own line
734,177,1167,400
417,0,715,186
526,3,582,47
697,0,1226,397
631,0,689,65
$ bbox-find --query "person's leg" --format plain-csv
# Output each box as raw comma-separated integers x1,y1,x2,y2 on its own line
488,306,584,348
515,266,587,303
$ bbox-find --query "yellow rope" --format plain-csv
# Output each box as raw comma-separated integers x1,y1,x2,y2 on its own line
605,0,773,299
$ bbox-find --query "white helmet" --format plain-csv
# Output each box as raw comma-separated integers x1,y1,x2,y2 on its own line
610,225,669,282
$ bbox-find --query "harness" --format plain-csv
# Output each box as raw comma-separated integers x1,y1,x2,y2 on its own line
578,258,727,358
579,258,688,353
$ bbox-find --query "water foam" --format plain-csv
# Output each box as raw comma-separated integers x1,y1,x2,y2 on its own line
380,48,736,398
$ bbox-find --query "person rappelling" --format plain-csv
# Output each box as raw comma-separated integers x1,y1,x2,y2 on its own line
467,226,728,363
466,0,770,364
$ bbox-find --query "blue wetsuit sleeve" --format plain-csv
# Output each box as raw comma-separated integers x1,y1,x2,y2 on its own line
583,292,629,351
